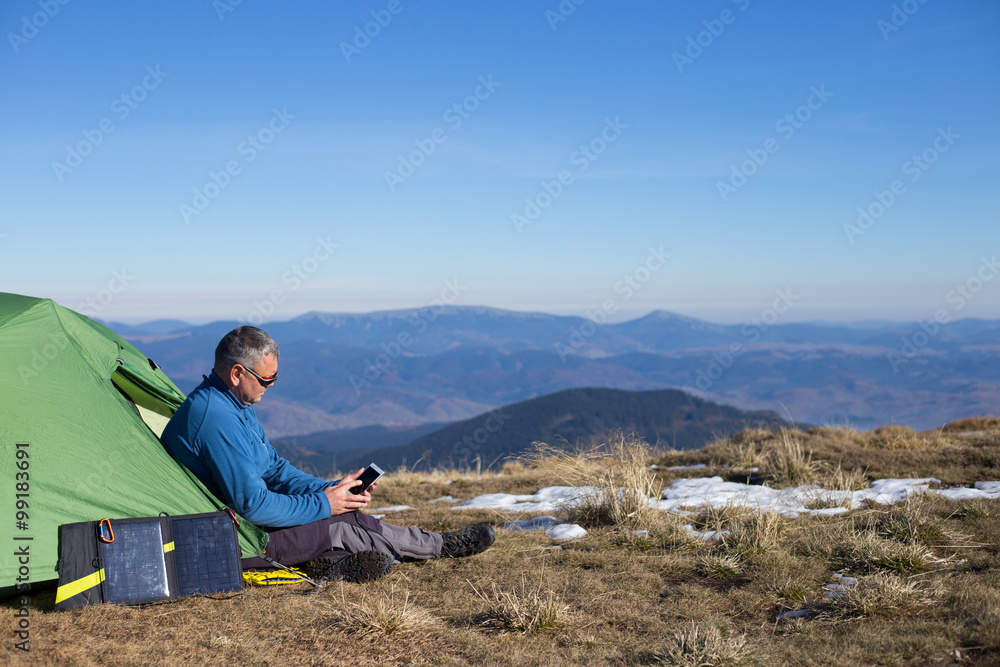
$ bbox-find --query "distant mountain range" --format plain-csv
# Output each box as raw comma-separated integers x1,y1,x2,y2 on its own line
271,387,790,476
104,305,1000,436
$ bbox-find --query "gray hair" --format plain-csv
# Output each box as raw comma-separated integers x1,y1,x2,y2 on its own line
214,326,279,374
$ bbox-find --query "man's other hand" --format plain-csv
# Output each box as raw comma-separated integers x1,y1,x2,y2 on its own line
324,468,372,516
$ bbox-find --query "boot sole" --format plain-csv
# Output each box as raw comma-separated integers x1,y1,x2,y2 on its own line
311,551,394,583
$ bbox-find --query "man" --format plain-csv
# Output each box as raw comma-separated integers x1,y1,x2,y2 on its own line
161,325,494,583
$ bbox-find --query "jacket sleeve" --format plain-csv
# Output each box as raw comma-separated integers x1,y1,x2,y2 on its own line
260,437,337,496
196,415,332,528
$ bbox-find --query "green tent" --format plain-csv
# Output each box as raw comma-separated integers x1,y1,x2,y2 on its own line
0,293,267,599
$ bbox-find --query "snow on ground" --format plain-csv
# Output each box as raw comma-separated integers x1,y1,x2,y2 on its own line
502,515,588,541
455,486,601,513
455,477,1000,542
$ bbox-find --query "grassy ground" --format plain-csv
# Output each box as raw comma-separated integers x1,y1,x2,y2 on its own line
4,419,1000,666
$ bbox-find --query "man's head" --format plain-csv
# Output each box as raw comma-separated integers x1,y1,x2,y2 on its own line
213,326,280,406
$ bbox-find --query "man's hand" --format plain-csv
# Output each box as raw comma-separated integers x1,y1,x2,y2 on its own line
324,468,372,516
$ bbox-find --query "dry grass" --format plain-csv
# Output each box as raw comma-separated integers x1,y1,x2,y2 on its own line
867,424,941,450
834,530,943,574
695,554,744,581
320,583,438,637
470,577,569,634
701,427,824,485
653,621,753,666
829,572,942,618
4,419,1000,666
939,416,1000,433
522,430,662,530
662,416,1000,488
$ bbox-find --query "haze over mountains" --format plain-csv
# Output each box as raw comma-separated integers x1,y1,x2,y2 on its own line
271,387,790,477
107,305,1000,437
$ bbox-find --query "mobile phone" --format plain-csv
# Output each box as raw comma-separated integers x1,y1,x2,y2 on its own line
351,463,384,495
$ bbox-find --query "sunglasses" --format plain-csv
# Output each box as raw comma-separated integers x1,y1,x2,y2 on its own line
238,364,277,387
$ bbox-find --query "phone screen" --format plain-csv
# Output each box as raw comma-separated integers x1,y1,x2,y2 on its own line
352,463,384,495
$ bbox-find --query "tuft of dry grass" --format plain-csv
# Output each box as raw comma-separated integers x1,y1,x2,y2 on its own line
938,416,1000,433
320,583,438,637
703,427,824,485
695,555,744,581
854,495,970,548
470,577,569,634
523,430,662,530
866,425,940,450
828,572,942,618
768,429,824,484
654,621,753,666
834,529,944,574
692,503,788,559
719,510,788,558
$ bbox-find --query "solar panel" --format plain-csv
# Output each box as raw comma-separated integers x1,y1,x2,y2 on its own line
172,515,242,596
99,520,171,603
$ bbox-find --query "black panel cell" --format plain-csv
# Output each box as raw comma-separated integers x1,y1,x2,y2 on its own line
172,515,242,596
100,521,170,603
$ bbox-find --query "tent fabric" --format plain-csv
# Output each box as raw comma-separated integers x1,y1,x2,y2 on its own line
0,293,267,598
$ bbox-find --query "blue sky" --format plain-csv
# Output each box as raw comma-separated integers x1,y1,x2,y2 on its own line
1,0,997,324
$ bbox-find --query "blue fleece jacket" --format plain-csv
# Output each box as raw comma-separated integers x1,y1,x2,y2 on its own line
160,372,333,528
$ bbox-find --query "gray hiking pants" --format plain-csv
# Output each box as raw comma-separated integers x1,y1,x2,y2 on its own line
241,511,442,569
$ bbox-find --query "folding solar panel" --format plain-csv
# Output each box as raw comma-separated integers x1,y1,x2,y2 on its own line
55,511,244,610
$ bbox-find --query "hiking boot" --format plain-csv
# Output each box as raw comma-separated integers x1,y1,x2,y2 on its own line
441,523,495,558
308,550,394,583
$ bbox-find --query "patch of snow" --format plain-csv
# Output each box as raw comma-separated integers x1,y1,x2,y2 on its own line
775,609,811,620
683,524,727,541
428,495,457,504
455,486,598,512
502,515,588,541
455,478,1000,527
370,505,413,512
548,524,588,540
824,573,859,600
632,530,649,537
503,516,563,531
667,463,707,470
